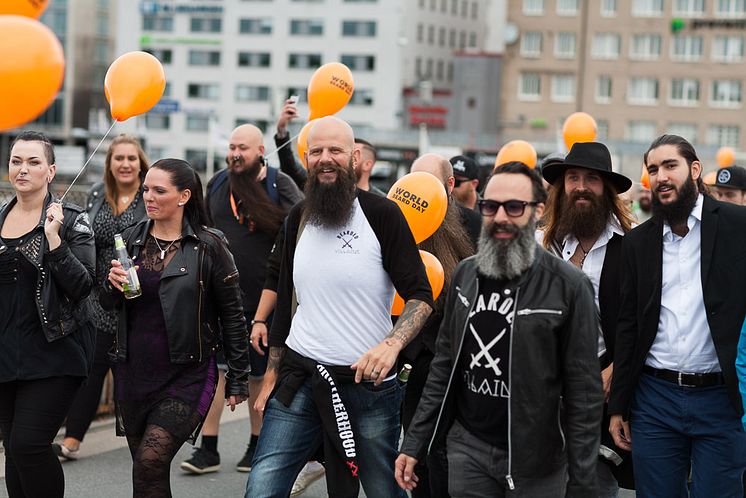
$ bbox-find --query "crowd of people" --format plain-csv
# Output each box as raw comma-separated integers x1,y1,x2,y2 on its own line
1,98,746,498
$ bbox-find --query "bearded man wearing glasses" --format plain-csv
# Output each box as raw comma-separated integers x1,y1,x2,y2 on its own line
396,162,603,497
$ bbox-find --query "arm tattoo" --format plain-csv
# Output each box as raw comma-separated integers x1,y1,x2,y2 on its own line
386,299,432,348
267,347,287,373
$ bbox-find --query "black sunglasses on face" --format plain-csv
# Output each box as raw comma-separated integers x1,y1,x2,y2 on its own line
478,199,539,217
453,177,469,187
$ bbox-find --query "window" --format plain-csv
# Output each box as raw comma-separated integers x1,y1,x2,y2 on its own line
451,0,458,14
712,36,745,62
523,0,544,15
340,54,376,71
235,85,270,101
519,73,541,101
632,0,664,16
415,57,423,78
188,50,221,66
673,0,705,15
449,29,456,48
596,75,612,103
428,25,435,44
185,149,207,171
461,0,468,17
239,18,272,34
349,89,374,106
417,24,423,43
186,115,210,132
290,19,324,36
520,32,542,58
163,82,172,97
626,121,657,143
438,27,446,47
630,34,662,60
436,60,444,80
143,48,172,64
670,78,700,106
707,124,740,147
597,120,609,140
96,14,108,35
591,33,621,59
426,59,433,78
447,61,454,82
288,53,322,69
671,35,704,61
145,114,170,130
601,0,617,16
716,0,746,17
551,74,575,103
628,77,659,105
667,123,698,142
557,0,579,15
711,80,742,107
94,43,109,64
342,21,376,37
555,32,576,59
468,32,477,47
187,83,220,100
459,30,466,49
142,15,173,32
441,0,447,12
237,52,271,67
190,17,222,33
471,1,478,18
285,87,307,100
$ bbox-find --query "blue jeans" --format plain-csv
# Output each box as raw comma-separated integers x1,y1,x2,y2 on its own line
245,377,406,498
630,373,746,498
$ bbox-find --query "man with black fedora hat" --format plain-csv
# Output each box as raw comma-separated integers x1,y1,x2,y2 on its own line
538,141,636,497
714,165,746,206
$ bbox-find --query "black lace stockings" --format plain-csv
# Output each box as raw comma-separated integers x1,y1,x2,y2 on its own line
126,425,187,498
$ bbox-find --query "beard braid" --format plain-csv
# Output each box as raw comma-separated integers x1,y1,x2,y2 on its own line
556,190,613,241
651,173,698,226
304,159,358,229
475,217,538,281
227,156,287,235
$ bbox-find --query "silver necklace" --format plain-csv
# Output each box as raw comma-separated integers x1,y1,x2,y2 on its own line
152,235,177,260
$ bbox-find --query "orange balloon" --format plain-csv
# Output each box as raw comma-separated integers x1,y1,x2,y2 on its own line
703,171,717,186
105,51,166,121
495,140,537,169
0,16,64,132
307,62,354,120
562,112,597,150
392,250,444,316
640,168,650,190
296,120,315,168
387,172,448,244
716,146,735,168
0,0,49,18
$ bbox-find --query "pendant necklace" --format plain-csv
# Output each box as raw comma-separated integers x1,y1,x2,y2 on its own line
152,236,177,260
577,241,591,268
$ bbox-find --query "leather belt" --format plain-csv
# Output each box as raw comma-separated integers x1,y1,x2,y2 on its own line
643,366,724,388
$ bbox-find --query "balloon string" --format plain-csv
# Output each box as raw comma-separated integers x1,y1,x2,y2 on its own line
60,120,118,201
264,131,301,160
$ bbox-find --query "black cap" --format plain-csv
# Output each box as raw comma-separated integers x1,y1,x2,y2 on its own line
716,165,746,190
450,155,479,180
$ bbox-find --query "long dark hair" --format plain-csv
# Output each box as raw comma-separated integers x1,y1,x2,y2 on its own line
150,158,210,234
644,134,707,194
104,134,150,215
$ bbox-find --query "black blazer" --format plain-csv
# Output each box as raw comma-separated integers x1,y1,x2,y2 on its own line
609,195,746,417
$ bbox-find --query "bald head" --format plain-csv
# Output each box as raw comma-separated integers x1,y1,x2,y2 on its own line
411,153,454,194
307,116,355,150
227,124,265,174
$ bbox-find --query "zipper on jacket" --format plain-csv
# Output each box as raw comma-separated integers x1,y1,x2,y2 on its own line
505,286,520,491
197,242,205,362
557,398,566,452
516,308,563,316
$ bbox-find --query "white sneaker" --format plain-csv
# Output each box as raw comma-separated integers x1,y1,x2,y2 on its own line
291,461,325,496
52,443,80,461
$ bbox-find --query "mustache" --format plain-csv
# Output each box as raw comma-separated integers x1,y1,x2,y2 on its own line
486,222,520,236
569,191,596,202
655,182,675,193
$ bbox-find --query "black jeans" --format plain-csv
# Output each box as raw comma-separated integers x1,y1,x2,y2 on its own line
64,329,114,441
0,376,82,498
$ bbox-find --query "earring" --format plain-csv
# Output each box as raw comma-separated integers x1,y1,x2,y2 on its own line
178,202,185,206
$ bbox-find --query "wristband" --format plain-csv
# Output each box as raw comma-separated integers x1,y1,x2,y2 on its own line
251,319,267,326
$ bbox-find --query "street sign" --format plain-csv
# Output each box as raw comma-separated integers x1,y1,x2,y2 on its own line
152,99,180,114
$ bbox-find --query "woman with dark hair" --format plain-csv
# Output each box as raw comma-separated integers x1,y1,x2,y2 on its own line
55,134,150,460
102,158,250,498
0,131,95,498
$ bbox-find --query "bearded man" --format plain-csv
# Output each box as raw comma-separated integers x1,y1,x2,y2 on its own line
609,134,746,498
245,116,434,498
539,141,636,496
396,162,603,497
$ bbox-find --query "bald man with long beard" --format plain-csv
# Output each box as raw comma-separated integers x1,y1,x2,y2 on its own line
246,116,434,498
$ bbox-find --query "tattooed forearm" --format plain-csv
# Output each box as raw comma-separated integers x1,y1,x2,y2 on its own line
267,347,286,373
385,299,432,348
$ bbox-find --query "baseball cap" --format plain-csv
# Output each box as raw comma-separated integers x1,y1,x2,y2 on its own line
715,165,746,190
450,155,478,180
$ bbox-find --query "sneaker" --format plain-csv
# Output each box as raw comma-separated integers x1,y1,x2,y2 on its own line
291,462,325,496
180,447,221,474
52,443,80,461
235,444,255,472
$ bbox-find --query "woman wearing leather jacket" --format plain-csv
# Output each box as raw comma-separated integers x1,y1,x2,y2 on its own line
103,158,250,498
0,131,96,498
55,134,150,461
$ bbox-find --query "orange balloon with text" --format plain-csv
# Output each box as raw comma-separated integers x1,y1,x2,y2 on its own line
0,16,64,131
105,51,166,121
387,172,448,244
391,250,444,316
307,62,354,120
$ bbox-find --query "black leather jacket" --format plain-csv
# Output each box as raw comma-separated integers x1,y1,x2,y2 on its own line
86,181,146,224
100,218,250,397
400,248,603,497
0,194,95,342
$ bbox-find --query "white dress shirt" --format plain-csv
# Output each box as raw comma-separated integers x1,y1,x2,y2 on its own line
646,194,721,373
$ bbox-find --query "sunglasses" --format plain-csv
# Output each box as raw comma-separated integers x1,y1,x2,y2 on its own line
454,177,470,188
478,199,539,217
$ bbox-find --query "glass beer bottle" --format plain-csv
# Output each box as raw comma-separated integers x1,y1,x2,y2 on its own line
114,233,141,299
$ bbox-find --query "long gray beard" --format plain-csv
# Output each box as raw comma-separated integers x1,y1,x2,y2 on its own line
475,220,537,281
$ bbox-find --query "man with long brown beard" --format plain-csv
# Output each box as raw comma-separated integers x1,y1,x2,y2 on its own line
539,141,635,497
180,124,303,475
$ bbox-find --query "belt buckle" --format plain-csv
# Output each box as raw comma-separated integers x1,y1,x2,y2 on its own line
677,372,696,388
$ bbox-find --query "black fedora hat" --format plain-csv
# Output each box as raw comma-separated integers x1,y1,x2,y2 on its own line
542,142,632,194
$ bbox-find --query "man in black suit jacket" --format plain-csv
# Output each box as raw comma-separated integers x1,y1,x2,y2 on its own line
609,134,746,498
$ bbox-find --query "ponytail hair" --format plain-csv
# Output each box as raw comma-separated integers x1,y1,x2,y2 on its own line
150,158,211,233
